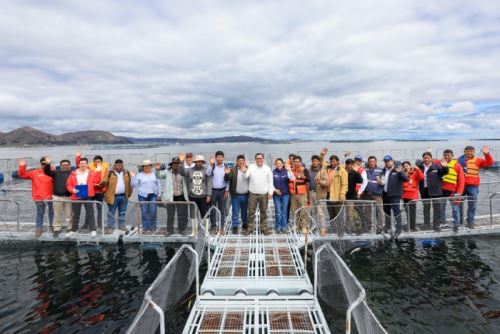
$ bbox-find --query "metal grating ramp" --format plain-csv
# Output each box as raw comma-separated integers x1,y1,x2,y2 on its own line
184,297,330,334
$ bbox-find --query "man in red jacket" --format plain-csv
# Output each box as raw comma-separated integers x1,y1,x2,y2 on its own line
439,149,465,231
458,146,495,228
66,157,99,237
18,157,54,237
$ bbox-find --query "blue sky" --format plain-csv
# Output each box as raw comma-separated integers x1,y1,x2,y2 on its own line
0,0,500,139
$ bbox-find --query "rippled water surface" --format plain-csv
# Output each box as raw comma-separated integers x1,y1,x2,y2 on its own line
2,237,500,333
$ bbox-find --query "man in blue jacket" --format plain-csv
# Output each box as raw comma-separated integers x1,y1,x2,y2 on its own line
381,155,408,237
363,156,385,234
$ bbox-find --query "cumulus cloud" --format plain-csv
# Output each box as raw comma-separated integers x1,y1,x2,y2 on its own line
0,0,499,139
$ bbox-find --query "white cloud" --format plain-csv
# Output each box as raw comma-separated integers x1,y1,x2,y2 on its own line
0,0,499,139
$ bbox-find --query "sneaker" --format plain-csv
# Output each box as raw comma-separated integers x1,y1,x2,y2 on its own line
209,227,217,236
261,230,270,236
49,226,54,233
118,225,129,232
165,230,173,236
242,229,250,236
411,226,420,232
433,226,441,232
376,228,382,235
231,227,238,235
453,225,459,232
53,230,61,238
105,227,113,234
395,230,401,238
219,228,225,236
90,231,97,237
467,223,475,229
66,231,75,238
35,228,43,238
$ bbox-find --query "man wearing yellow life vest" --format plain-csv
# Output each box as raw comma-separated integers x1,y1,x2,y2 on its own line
458,145,494,228
439,149,465,232
288,155,310,233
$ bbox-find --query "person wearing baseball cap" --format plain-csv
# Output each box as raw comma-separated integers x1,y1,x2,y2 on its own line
156,157,190,235
380,154,408,237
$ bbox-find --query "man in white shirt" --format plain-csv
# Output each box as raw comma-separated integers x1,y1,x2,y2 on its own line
243,153,274,235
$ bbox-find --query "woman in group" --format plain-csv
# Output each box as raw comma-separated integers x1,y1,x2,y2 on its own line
272,158,294,233
131,160,161,234
402,161,424,232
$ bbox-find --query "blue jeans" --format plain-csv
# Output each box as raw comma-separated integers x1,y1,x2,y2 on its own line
461,185,479,225
107,194,128,228
35,201,54,229
138,194,157,231
383,194,402,232
231,194,248,227
440,191,461,226
273,194,290,230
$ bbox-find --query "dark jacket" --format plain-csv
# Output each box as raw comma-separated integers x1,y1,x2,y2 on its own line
365,167,384,196
224,166,249,197
273,168,291,195
346,170,363,200
381,167,408,197
44,164,71,196
418,163,449,197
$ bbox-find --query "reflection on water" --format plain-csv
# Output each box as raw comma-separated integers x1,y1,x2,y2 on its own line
0,243,183,334
2,237,500,333
337,236,500,334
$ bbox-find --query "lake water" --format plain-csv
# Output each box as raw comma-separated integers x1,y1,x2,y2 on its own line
0,141,499,333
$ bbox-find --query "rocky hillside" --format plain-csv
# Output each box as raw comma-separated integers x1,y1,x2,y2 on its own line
0,127,131,146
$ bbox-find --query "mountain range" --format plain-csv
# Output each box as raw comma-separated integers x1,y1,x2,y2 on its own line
0,127,283,146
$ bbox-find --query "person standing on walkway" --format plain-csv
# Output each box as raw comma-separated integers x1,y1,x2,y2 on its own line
19,157,54,238
225,154,250,234
273,158,294,233
401,161,424,232
206,151,229,233
66,157,99,237
363,156,385,234
417,152,448,232
43,157,72,237
439,149,465,231
131,160,161,234
243,153,274,235
308,155,329,229
104,159,132,233
458,145,494,228
76,152,109,229
289,155,310,234
178,154,213,232
156,157,190,235
381,155,408,237
325,155,348,226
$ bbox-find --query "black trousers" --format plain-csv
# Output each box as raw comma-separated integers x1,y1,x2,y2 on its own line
166,195,188,232
72,199,96,232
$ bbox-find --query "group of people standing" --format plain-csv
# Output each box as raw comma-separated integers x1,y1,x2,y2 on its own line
17,145,494,238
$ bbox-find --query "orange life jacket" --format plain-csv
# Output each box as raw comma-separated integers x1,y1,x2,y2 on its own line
288,168,308,195
464,157,479,179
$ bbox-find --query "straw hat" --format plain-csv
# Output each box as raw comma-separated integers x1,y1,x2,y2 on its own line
141,159,153,166
193,155,206,163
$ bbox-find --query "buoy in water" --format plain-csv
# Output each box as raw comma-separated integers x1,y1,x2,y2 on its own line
419,239,442,247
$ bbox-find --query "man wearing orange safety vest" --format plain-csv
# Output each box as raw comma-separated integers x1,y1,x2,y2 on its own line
439,149,465,232
458,145,494,228
288,155,310,233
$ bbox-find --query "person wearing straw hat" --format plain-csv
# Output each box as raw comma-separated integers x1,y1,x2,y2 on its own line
131,160,161,235
178,153,212,232
156,157,190,235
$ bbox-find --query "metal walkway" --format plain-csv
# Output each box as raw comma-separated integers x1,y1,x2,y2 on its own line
183,224,330,334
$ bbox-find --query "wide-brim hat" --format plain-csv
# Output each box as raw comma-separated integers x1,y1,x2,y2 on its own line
169,157,181,166
141,160,153,166
193,155,206,163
